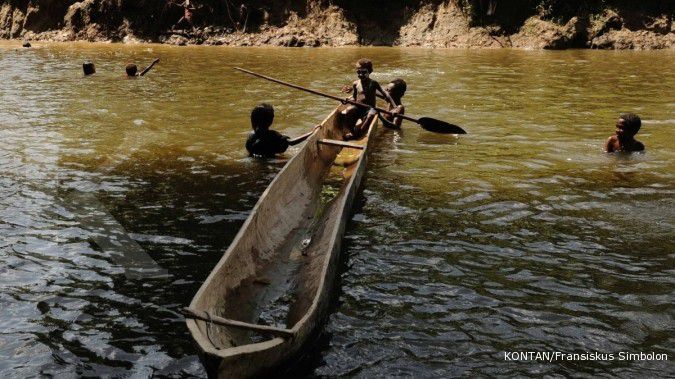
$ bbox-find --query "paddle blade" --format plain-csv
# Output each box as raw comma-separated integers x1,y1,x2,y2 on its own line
417,117,466,134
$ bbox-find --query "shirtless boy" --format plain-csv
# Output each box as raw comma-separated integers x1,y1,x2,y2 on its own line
246,103,317,158
381,78,406,129
341,59,396,138
605,113,645,153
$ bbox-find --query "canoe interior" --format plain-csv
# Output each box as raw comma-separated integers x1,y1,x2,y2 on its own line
188,106,375,353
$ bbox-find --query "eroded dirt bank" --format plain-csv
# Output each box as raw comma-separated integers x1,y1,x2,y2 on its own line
1,1,673,49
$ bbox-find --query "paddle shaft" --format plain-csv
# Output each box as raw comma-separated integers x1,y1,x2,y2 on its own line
234,67,466,134
234,67,417,122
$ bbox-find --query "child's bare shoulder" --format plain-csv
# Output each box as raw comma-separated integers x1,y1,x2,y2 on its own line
605,135,618,152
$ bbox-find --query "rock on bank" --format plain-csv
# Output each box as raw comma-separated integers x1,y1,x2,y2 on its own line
0,1,673,49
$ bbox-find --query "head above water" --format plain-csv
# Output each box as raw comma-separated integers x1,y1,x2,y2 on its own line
616,113,641,137
355,58,373,79
83,61,95,76
126,63,138,76
251,103,274,131
386,78,407,99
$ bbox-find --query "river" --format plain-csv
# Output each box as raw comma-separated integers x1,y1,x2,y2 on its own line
0,42,673,377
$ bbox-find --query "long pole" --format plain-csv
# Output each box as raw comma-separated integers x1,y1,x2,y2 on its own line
233,67,466,134
234,67,414,121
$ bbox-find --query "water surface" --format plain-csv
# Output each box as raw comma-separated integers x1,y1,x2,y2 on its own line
0,42,673,377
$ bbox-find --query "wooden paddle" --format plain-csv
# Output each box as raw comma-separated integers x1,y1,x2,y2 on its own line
234,67,467,135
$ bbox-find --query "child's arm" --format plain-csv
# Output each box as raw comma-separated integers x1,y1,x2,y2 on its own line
140,58,160,76
392,105,404,128
342,83,356,104
288,125,320,145
378,113,399,130
376,82,397,108
604,136,616,152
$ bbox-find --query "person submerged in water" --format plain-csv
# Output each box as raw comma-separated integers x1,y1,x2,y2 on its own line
83,61,96,76
341,58,396,139
605,113,645,153
381,78,406,129
246,103,318,158
125,58,160,77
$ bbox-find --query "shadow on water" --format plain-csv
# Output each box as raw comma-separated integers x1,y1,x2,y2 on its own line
59,143,286,273
29,145,288,377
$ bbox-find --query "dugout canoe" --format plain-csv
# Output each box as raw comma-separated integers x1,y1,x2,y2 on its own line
185,105,379,378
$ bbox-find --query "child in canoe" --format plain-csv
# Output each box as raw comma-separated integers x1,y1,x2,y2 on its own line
246,103,317,158
605,113,645,153
341,58,397,139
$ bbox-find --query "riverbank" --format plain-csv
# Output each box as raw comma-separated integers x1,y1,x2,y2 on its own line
1,1,674,49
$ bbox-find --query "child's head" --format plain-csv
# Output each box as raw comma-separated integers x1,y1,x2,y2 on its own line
126,63,138,76
251,103,274,131
83,61,96,76
386,78,407,100
616,113,641,137
355,58,373,80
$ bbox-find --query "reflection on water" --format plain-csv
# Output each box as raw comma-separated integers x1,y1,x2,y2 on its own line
0,42,673,377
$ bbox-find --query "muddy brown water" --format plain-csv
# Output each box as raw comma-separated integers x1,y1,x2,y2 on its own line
0,42,673,377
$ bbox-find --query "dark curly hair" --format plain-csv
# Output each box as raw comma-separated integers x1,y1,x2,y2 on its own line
125,63,138,76
83,61,95,76
356,58,373,73
619,113,641,135
389,78,407,98
251,103,274,131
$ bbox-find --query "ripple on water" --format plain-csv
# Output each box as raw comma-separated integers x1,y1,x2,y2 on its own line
1,45,674,377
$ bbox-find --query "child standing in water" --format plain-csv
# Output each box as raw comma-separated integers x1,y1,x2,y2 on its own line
341,59,396,139
246,103,317,158
382,78,406,129
605,113,645,153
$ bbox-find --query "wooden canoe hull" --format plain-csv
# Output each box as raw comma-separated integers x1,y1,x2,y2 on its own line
186,106,379,378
